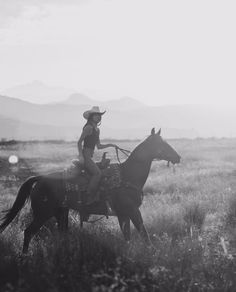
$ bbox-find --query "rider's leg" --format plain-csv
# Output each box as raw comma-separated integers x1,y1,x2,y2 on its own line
84,155,113,214
84,156,102,196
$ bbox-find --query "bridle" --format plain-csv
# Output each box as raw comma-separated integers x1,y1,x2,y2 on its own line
115,146,177,173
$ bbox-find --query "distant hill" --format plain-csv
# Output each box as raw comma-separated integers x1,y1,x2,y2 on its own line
0,114,198,141
2,81,146,110
1,81,74,104
0,115,79,140
0,94,236,140
64,93,94,106
63,94,146,110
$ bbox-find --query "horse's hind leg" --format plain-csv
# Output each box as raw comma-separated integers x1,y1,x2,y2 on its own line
23,217,48,253
118,216,131,241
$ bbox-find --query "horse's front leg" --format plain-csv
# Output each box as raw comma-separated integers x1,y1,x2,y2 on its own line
117,215,131,241
129,207,152,246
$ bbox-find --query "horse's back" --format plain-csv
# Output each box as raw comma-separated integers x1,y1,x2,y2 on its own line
30,171,64,209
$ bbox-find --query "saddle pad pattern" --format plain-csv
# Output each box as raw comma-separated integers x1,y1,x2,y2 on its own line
63,163,122,195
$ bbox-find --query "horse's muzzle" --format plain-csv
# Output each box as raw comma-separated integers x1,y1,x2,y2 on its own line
170,155,181,165
173,155,181,164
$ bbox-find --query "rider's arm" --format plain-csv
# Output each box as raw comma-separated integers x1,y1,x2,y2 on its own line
77,125,93,156
96,131,117,150
97,142,117,150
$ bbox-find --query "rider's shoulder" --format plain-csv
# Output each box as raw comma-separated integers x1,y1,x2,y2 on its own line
83,124,93,134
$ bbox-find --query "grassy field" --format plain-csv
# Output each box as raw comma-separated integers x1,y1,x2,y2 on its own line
0,138,236,291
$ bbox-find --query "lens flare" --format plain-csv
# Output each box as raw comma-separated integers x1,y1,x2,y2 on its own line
8,155,19,164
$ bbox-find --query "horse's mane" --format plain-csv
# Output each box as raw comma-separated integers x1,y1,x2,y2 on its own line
123,135,150,163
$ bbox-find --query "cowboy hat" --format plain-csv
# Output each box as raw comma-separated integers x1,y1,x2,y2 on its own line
83,106,106,120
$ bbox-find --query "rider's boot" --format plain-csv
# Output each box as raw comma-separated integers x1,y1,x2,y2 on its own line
80,209,90,222
105,200,113,216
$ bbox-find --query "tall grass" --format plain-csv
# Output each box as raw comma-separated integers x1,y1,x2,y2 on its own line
225,193,236,226
0,139,236,291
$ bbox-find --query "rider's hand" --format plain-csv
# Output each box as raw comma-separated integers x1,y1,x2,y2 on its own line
78,155,85,165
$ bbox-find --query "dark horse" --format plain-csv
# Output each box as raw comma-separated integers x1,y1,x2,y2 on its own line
0,128,181,253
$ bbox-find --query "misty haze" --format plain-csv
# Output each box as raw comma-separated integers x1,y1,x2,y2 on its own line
0,1,236,292
1,81,236,140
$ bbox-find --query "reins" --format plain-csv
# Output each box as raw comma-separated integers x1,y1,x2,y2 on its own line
115,146,131,164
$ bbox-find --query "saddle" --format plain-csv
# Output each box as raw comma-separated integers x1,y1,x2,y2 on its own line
62,153,122,206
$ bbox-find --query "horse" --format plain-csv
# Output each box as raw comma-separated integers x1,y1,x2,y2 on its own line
0,128,181,253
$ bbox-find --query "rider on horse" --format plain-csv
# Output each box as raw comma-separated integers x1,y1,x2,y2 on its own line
77,106,118,213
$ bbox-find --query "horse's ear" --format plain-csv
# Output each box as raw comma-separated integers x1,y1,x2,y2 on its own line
157,128,161,136
151,128,155,135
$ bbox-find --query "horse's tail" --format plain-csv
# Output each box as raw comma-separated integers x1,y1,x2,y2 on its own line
0,176,41,232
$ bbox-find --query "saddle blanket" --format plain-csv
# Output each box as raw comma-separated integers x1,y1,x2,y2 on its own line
62,163,122,204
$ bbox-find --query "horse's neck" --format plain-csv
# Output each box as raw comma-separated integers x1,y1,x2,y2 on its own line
121,144,153,189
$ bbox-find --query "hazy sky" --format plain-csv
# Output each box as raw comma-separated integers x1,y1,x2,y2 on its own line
0,0,235,106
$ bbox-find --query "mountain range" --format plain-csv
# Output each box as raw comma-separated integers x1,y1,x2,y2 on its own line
1,81,73,104
0,82,236,140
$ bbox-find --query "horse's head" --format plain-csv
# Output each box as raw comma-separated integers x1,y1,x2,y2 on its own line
146,128,181,164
